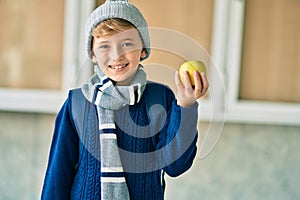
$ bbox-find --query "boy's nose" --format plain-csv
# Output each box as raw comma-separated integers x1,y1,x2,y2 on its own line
111,46,125,61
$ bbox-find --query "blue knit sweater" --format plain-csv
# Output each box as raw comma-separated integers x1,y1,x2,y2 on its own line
41,83,198,200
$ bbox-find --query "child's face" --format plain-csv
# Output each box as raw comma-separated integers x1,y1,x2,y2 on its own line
92,28,146,86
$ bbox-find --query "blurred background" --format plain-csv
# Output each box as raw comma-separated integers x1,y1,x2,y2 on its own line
0,0,299,199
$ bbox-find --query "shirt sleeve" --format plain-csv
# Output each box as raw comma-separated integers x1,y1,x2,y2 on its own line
41,92,79,199
152,86,199,177
163,101,198,177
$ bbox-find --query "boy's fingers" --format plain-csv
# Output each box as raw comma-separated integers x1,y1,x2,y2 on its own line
175,71,184,91
200,72,209,95
182,71,193,92
193,71,203,97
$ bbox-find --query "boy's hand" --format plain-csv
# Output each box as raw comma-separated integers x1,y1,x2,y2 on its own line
175,70,209,108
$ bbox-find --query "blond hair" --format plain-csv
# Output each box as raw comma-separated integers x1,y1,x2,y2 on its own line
92,18,135,38
91,18,147,54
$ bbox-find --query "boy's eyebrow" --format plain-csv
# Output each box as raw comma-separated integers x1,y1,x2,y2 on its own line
98,40,110,43
122,38,136,42
95,40,110,45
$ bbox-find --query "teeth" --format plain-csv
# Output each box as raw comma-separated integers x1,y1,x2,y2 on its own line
111,64,126,69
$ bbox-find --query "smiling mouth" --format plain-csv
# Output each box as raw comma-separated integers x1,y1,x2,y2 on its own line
109,63,129,69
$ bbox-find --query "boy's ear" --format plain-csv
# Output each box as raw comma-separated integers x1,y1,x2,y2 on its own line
140,49,147,59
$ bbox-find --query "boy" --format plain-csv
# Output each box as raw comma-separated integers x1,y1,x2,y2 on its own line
41,0,209,199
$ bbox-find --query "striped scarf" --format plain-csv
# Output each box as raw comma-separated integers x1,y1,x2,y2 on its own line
81,64,147,199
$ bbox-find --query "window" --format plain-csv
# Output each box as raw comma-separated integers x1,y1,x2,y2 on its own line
2,0,298,125
0,0,64,90
240,0,300,103
0,0,95,113
225,0,300,125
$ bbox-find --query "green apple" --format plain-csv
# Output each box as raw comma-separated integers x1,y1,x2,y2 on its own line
179,60,207,86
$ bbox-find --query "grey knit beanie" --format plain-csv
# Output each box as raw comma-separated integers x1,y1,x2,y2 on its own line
85,0,150,61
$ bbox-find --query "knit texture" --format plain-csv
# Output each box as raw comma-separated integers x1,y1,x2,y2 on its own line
80,65,147,199
41,83,199,200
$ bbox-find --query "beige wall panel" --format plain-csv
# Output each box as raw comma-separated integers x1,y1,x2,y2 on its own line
240,0,300,102
0,0,64,89
132,0,213,68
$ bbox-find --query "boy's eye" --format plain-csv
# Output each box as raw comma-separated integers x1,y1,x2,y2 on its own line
122,42,134,48
99,44,110,49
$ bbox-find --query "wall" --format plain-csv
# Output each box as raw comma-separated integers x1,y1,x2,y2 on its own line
1,111,299,199
165,123,300,200
0,112,54,200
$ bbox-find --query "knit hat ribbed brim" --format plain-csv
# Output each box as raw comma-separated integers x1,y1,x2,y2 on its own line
85,0,150,61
